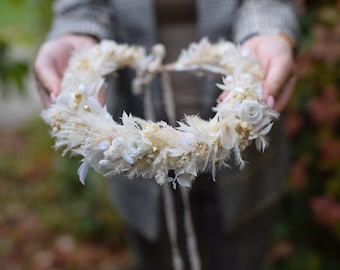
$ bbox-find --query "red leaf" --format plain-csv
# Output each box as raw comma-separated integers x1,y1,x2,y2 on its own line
308,86,340,128
290,156,310,189
310,196,340,228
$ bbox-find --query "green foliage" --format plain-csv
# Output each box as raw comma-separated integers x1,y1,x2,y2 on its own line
0,0,53,96
0,0,339,268
0,40,29,96
0,119,128,268
0,0,53,46
265,1,340,269
36,156,125,243
0,1,129,268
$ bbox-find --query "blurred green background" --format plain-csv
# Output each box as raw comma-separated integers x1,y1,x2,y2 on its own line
0,0,339,269
0,1,129,269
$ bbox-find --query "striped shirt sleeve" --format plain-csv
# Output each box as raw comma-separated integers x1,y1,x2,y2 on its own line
233,0,300,44
47,0,112,40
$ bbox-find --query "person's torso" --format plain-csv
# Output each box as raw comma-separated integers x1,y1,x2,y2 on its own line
156,0,199,119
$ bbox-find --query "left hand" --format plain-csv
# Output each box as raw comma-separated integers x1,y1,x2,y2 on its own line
218,34,297,112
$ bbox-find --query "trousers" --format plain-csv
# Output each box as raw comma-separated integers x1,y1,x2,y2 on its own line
125,173,278,270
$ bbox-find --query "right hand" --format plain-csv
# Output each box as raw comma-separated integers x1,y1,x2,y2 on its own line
34,34,97,107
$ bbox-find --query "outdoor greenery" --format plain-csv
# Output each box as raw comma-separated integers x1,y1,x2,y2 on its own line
0,40,28,96
264,1,340,269
0,0,53,97
0,0,339,269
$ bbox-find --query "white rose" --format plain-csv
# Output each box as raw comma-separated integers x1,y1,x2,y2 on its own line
239,100,264,125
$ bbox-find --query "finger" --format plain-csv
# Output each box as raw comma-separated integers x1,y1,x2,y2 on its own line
34,56,61,99
263,56,292,101
217,90,230,104
98,85,107,106
274,74,297,112
36,84,54,108
267,95,275,108
34,69,60,107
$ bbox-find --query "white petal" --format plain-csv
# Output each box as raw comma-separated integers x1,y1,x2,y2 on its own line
98,140,111,150
78,160,90,185
78,84,87,93
260,122,274,135
122,153,134,165
177,174,192,187
256,136,268,152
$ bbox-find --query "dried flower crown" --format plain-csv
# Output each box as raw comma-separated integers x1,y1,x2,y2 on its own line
42,38,279,187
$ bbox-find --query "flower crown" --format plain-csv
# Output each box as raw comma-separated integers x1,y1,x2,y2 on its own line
42,38,279,187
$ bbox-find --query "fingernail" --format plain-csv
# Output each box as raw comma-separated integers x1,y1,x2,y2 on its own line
50,93,57,103
267,95,275,108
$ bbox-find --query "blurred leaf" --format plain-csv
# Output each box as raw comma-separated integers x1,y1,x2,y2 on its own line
325,173,340,198
316,5,340,26
0,0,53,46
0,40,29,96
308,86,340,128
0,0,54,97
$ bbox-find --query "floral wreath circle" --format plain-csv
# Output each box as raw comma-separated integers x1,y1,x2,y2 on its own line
42,38,279,187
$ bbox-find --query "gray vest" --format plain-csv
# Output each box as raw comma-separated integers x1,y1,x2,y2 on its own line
104,0,291,240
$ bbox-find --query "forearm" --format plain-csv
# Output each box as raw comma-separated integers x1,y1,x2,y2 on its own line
233,0,300,44
47,0,112,40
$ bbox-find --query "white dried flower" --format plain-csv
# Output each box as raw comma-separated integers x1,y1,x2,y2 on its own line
239,100,264,125
41,38,278,187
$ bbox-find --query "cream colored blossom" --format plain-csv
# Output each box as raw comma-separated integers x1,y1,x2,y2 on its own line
239,100,264,125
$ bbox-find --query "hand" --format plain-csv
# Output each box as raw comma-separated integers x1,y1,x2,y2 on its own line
34,34,97,107
217,35,296,112
242,34,297,112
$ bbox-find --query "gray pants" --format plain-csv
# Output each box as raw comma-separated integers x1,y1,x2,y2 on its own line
126,174,278,270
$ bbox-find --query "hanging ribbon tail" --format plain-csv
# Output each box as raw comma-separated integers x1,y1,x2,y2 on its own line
162,183,184,270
